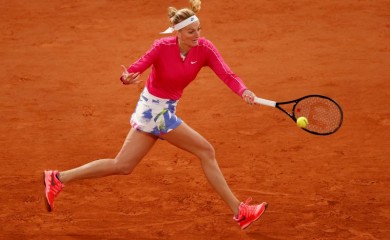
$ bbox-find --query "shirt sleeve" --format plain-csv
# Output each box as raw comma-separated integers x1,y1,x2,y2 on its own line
205,41,248,96
120,40,160,80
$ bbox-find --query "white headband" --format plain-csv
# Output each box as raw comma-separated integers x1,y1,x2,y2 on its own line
160,15,199,34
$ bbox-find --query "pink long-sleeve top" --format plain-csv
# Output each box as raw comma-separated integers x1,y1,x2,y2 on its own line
125,36,247,100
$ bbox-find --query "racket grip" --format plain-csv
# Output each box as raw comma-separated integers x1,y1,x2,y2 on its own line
254,97,276,107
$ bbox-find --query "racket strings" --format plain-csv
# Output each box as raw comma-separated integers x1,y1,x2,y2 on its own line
294,97,342,134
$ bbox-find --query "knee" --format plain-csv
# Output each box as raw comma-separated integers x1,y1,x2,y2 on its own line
196,141,216,161
113,159,135,175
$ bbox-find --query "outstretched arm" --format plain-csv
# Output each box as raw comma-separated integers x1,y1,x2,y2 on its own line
120,40,161,85
205,40,255,105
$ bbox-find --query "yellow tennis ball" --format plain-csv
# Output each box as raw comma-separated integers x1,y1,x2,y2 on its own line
296,116,309,128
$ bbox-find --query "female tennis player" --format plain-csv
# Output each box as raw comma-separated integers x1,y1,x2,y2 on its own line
43,0,267,230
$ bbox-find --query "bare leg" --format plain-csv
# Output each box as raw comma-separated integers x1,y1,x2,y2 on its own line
163,122,241,215
58,128,158,184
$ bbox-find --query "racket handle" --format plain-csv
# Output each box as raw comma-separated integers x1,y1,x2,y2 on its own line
254,97,276,107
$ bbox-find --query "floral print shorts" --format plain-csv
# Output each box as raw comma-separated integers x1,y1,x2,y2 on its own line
130,88,182,137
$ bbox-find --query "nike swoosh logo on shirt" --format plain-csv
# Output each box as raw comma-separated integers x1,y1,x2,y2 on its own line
191,61,197,64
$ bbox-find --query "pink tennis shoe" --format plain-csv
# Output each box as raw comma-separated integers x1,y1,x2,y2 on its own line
233,198,268,229
43,170,64,212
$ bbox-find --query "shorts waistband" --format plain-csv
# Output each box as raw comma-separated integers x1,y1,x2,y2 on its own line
141,88,178,104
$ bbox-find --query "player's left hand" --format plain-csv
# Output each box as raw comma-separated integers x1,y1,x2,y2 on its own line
242,89,256,105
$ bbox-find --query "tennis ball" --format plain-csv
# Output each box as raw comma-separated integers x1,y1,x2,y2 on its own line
296,116,308,128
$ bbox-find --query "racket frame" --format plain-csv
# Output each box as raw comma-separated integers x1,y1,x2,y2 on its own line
255,95,343,135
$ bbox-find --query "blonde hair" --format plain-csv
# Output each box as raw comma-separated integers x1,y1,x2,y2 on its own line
167,0,201,26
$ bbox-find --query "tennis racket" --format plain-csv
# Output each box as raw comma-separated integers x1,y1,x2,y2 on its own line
254,95,343,135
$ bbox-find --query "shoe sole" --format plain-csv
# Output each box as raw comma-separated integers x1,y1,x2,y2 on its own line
43,172,52,212
241,202,268,230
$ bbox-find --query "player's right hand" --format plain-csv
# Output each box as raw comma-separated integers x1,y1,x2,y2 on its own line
242,89,256,105
120,65,142,85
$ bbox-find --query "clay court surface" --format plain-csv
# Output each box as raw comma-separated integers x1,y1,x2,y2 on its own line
1,0,389,239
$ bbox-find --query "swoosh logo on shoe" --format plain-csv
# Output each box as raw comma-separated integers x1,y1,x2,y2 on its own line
51,172,56,186
191,61,197,64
